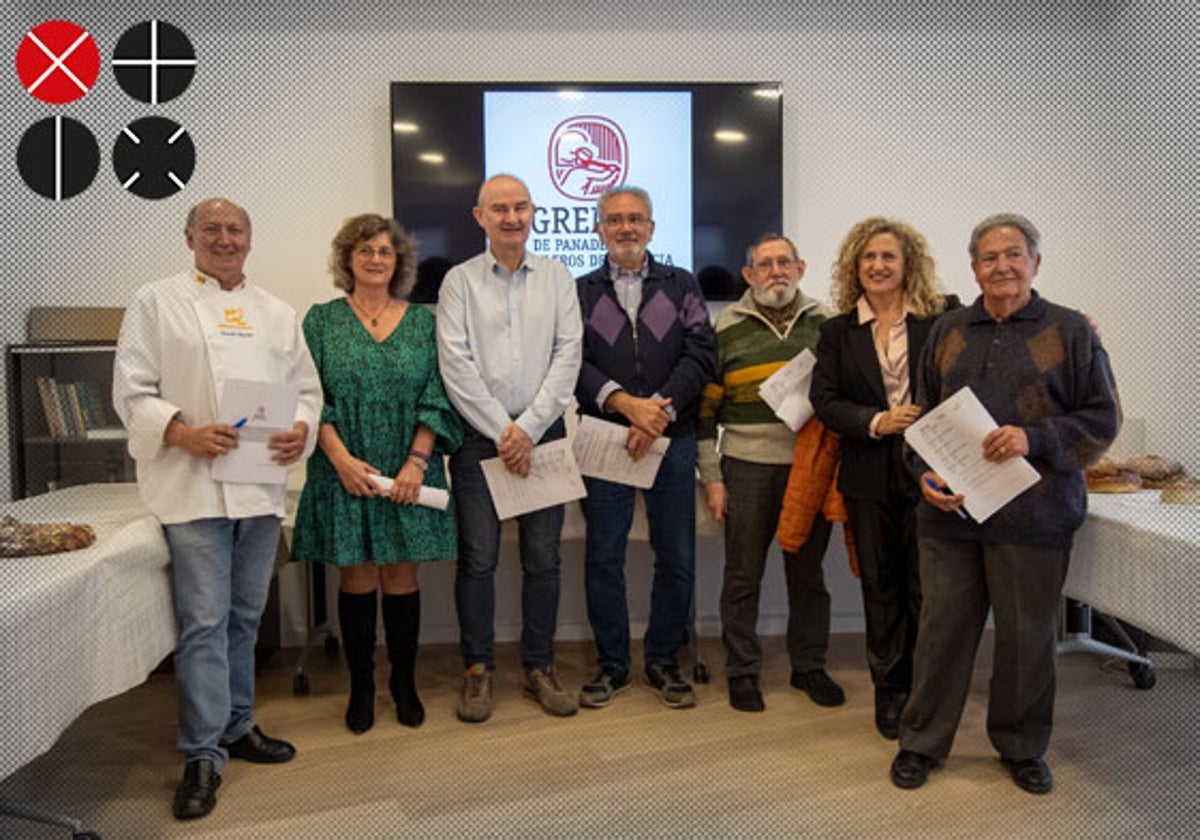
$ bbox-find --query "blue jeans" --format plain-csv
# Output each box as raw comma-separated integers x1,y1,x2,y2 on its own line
450,421,565,671
163,515,280,770
582,434,697,669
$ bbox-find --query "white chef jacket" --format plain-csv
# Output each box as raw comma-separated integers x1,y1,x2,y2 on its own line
113,270,322,524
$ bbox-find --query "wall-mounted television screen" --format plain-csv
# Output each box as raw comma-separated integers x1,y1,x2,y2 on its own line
390,82,783,303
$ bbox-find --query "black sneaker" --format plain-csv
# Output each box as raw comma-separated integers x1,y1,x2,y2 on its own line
579,666,631,709
645,662,696,709
728,674,765,712
790,669,846,707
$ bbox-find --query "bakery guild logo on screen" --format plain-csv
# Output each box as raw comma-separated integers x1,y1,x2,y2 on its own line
218,307,253,336
548,116,627,201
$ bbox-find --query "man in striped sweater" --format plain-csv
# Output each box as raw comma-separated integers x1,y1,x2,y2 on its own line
698,233,843,713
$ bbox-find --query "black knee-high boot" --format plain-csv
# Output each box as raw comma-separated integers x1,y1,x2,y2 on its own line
338,589,378,734
382,591,424,728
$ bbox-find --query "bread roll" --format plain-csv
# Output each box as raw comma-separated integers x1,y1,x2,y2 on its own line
1085,455,1124,479
1087,469,1142,493
1127,454,1184,482
1160,477,1200,505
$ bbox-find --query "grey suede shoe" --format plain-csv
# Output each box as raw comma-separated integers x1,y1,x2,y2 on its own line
524,666,578,716
457,663,493,723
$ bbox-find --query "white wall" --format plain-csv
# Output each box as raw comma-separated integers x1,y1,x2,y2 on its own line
4,1,1196,650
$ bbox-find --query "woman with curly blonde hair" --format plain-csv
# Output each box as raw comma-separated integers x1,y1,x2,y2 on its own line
811,217,958,740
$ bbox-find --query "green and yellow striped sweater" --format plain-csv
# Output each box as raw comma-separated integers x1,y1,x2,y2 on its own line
697,288,827,483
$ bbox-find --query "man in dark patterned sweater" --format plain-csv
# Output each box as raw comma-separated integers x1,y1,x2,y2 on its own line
890,213,1120,796
575,186,716,710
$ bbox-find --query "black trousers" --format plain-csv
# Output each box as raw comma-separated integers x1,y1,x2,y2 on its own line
844,492,920,693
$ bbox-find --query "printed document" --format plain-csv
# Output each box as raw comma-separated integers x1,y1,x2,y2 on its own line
904,386,1040,523
480,438,587,520
759,349,816,432
212,378,298,485
572,415,668,489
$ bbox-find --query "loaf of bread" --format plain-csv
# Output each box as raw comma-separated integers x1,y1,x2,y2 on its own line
1160,477,1200,505
0,515,96,557
1126,454,1185,488
1085,456,1141,493
1087,469,1143,493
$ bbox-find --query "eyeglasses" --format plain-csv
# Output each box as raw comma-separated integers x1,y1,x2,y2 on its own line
602,213,651,228
354,246,398,260
751,256,796,271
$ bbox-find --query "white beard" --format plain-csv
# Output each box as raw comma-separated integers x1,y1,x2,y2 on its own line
751,281,799,309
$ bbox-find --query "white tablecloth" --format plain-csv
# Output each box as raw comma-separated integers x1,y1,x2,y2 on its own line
1065,491,1199,655
0,484,175,779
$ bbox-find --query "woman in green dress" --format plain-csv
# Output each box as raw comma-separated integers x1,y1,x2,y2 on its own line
292,214,461,734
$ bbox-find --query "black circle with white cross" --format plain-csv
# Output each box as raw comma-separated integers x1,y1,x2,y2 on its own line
112,116,195,199
17,116,100,200
111,20,196,104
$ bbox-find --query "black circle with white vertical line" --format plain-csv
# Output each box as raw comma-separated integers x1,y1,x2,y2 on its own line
17,116,99,200
112,116,195,199
111,20,196,104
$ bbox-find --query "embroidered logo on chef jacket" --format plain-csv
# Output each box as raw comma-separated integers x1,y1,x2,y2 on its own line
216,307,254,337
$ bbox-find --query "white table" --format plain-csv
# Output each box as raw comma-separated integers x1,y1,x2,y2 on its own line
1064,491,1199,656
0,484,175,781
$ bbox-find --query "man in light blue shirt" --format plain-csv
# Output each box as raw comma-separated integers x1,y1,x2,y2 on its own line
436,174,583,723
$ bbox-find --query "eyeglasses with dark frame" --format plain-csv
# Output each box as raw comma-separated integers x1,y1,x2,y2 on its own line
354,246,398,260
750,256,797,272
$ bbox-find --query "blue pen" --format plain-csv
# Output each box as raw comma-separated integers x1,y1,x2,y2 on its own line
232,417,248,429
924,476,968,520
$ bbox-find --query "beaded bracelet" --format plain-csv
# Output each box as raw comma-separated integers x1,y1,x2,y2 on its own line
407,450,430,471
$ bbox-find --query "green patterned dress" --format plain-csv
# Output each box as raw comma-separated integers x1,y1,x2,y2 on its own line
291,299,461,565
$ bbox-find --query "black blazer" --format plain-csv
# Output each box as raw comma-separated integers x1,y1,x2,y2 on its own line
811,296,959,500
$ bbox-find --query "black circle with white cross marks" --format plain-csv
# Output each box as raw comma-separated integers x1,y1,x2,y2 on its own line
112,116,195,199
17,116,100,201
111,20,196,104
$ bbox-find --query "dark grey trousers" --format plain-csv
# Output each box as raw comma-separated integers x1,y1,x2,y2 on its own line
719,457,833,678
899,537,1069,761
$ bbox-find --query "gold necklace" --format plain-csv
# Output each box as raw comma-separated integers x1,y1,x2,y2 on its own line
348,294,392,327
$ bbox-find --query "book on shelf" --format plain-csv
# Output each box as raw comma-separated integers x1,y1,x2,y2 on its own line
32,376,122,440
35,376,63,438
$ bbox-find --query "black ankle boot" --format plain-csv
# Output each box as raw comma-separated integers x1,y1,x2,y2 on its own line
383,591,424,728
338,589,378,734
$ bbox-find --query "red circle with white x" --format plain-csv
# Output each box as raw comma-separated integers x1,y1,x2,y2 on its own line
15,19,100,105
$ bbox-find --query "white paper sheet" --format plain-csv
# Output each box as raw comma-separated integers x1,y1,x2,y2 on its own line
758,349,816,432
904,386,1040,523
480,438,587,520
571,415,668,489
367,474,451,511
211,378,299,485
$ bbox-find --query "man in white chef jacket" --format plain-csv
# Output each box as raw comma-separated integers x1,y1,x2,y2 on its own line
113,197,321,821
